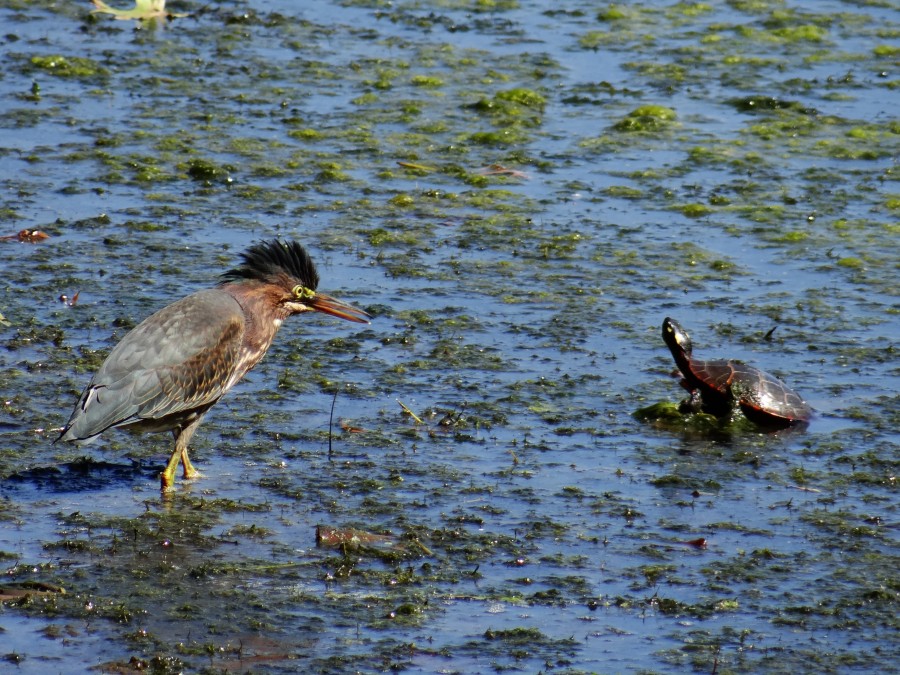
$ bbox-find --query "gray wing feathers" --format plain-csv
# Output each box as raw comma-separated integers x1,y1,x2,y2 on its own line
59,289,245,441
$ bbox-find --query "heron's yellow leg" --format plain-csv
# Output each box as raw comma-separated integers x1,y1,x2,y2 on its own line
160,417,205,490
160,447,181,490
180,448,200,480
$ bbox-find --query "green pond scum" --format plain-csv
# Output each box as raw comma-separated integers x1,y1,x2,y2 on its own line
0,0,897,672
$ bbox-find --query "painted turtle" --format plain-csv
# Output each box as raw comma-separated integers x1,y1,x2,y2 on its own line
662,317,812,427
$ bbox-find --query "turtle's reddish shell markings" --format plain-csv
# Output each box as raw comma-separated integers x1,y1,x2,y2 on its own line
662,317,812,427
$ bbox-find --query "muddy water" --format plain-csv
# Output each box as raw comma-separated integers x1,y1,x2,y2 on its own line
0,1,897,673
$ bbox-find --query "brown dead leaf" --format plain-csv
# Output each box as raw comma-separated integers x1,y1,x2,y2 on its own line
1,229,50,243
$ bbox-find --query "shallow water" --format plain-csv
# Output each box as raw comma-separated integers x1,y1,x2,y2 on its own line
0,0,897,673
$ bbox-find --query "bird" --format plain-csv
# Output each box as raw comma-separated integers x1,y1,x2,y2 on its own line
57,239,371,490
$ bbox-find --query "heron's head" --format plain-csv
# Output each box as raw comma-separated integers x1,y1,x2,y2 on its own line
220,239,370,323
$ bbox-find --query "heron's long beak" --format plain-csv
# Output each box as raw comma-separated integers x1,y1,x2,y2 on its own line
309,292,371,323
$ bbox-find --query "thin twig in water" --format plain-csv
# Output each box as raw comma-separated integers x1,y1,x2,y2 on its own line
328,390,338,460
397,399,423,424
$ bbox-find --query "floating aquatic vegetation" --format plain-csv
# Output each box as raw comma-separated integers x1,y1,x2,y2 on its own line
613,105,678,132
28,55,108,79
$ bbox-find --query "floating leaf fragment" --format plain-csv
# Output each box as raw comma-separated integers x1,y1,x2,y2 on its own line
787,484,821,493
0,582,66,602
397,161,437,173
316,525,432,556
317,525,392,547
477,164,530,179
339,418,365,433
1,229,49,243
90,0,187,21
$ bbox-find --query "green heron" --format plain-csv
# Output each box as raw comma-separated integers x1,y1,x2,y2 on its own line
57,240,370,490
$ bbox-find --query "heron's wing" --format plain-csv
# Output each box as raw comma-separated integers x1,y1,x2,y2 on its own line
59,289,245,441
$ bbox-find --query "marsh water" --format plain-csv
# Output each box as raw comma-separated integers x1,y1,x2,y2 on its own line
0,0,897,673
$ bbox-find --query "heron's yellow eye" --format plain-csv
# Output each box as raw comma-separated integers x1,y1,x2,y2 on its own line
292,285,315,301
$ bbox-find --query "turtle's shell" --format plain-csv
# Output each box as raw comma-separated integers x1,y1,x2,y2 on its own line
687,358,812,426
662,317,811,427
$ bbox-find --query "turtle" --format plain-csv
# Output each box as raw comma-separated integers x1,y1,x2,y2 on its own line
662,317,812,427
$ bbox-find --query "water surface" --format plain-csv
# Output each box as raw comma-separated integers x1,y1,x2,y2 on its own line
0,0,897,672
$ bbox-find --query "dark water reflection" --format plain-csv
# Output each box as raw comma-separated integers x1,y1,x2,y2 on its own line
0,0,897,672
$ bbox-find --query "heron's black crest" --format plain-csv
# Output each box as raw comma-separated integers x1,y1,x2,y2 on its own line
219,240,320,290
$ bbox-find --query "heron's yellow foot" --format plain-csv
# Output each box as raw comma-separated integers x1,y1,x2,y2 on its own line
180,448,200,480
160,450,181,491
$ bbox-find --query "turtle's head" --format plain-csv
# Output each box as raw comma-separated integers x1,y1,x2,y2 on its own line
662,317,692,358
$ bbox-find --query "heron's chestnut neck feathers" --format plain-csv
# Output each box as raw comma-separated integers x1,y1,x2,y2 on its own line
219,239,320,291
